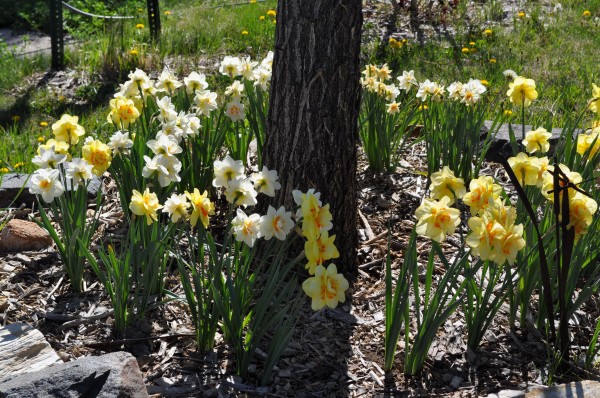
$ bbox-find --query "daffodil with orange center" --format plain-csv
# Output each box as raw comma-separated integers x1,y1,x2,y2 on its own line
305,231,340,275
186,188,215,228
415,196,461,243
82,138,112,176
429,166,466,205
462,175,503,216
302,264,349,311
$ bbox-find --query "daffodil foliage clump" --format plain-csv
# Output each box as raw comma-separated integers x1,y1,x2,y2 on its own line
359,63,496,183
384,78,600,376
27,53,353,383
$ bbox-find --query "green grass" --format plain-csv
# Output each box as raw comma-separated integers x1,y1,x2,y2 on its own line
0,0,598,175
369,0,600,126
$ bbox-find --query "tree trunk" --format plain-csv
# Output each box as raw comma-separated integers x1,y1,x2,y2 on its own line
263,1,363,273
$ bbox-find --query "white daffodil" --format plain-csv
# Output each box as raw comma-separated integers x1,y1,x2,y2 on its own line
29,168,64,203
32,146,67,169
224,178,258,207
213,155,245,188
250,166,281,197
193,90,218,117
108,131,134,156
231,208,261,247
65,158,93,186
259,205,294,241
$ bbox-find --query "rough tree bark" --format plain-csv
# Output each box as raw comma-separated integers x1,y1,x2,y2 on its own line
263,1,363,273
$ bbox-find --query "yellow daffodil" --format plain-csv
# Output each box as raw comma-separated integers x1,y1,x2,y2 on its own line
541,164,582,202
130,188,162,225
52,114,86,145
507,76,538,107
186,188,215,228
302,202,333,240
588,84,600,115
388,37,403,49
305,231,340,275
108,96,141,128
568,193,597,240
38,138,70,157
523,127,552,154
82,139,112,176
302,264,349,311
463,175,503,216
507,152,541,186
494,224,525,265
415,197,461,243
467,214,505,261
429,166,466,205
576,128,600,158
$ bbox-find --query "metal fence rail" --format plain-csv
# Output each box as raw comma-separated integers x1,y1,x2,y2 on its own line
50,0,153,70
61,1,134,20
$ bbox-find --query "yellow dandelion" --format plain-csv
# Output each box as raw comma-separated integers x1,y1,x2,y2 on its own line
37,136,46,143
241,30,249,35
129,49,138,56
267,9,276,17
504,109,513,116
480,79,490,86
11,115,20,123
518,11,525,18
164,10,172,16
462,47,469,54
13,162,25,169
484,29,493,37
135,23,144,29
583,10,591,17
259,15,265,21
489,58,497,63
40,121,48,127
0,168,9,173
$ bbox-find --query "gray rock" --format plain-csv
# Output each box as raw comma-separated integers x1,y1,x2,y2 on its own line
0,219,53,252
481,121,581,163
0,351,148,398
498,390,525,398
525,380,600,397
0,173,102,208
